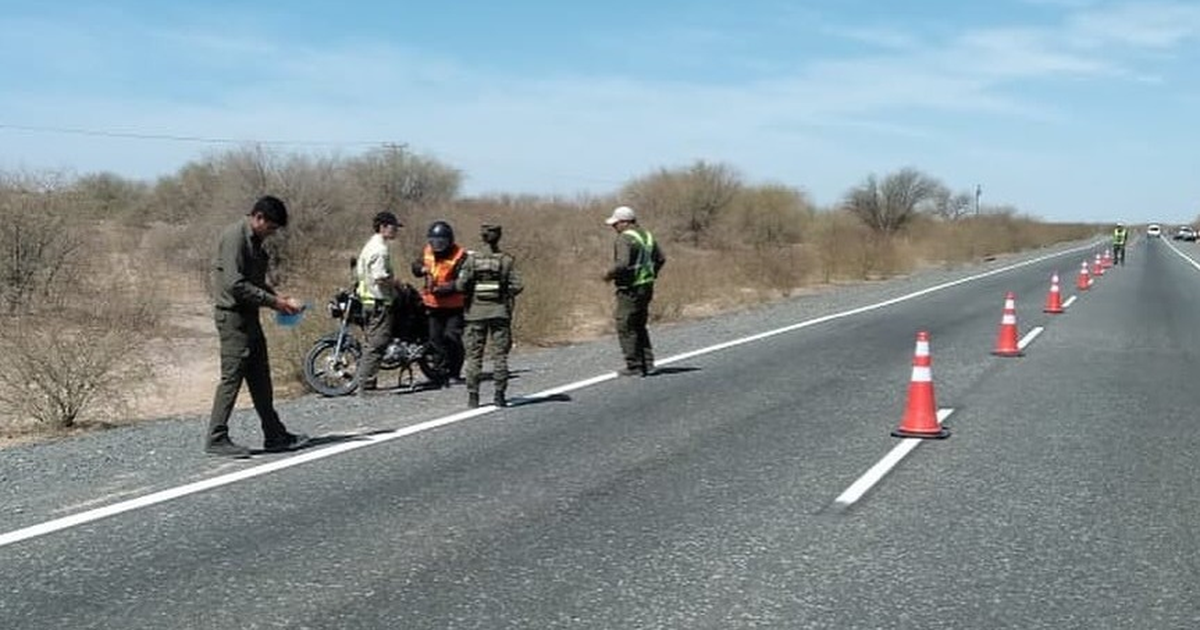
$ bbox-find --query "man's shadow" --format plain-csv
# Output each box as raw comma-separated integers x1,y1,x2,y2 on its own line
250,429,391,455
504,393,572,408
645,366,700,377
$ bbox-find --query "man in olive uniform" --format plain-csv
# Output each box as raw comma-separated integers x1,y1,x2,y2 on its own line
206,195,310,458
356,211,405,394
456,223,523,408
603,205,666,377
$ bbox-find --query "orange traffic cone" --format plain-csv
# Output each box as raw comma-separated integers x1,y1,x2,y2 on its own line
891,331,949,439
1076,260,1090,291
1092,253,1105,277
992,292,1024,357
1102,250,1113,269
1043,273,1064,314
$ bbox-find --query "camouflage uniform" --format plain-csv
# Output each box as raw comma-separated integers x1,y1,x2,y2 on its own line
456,224,523,407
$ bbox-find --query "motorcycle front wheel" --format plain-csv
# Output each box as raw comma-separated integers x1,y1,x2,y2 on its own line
303,334,362,397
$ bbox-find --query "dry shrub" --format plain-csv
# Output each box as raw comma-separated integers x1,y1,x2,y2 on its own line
716,184,812,250
0,181,85,314
0,300,155,432
808,212,876,282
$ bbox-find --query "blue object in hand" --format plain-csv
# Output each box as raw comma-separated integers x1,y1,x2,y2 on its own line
275,303,309,327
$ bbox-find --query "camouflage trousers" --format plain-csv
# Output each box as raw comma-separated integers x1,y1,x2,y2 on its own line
464,318,513,395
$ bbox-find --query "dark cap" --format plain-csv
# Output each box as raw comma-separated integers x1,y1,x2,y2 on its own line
373,211,401,231
481,223,502,242
251,195,288,227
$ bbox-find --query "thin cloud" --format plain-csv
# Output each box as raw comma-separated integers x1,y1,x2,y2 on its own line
821,25,922,51
1067,2,1200,48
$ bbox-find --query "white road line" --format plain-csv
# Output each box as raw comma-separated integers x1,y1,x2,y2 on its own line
1018,326,1044,350
0,244,1096,548
1062,295,1077,309
833,409,955,508
1164,239,1200,271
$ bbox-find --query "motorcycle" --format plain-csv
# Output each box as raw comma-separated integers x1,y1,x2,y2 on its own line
302,283,447,397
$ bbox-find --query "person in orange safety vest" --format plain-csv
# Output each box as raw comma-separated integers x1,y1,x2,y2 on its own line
411,220,467,386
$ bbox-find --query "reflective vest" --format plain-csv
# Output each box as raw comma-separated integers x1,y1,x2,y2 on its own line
421,244,466,309
1113,227,1128,245
469,251,507,303
356,234,394,306
622,228,657,287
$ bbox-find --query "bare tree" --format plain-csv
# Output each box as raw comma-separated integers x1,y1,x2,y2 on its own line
347,144,462,212
928,185,975,221
621,160,742,246
843,167,942,235
0,180,83,314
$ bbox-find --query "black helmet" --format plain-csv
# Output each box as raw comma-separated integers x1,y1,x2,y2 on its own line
427,220,455,254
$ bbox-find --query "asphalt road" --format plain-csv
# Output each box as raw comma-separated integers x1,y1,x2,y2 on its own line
3,235,1199,629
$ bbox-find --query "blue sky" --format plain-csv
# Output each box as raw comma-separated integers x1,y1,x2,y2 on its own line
1,0,1198,224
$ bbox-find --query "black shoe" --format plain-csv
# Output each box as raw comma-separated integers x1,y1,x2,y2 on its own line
493,393,507,408
467,392,480,408
617,367,640,377
205,439,251,459
263,432,311,453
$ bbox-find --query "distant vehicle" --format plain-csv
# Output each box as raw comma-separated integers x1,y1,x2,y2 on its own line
1147,224,1162,238
1174,226,1197,242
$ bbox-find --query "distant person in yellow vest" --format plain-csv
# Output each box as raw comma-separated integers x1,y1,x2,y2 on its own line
602,206,666,377
356,211,405,394
1112,222,1128,265
457,223,524,408
412,220,467,387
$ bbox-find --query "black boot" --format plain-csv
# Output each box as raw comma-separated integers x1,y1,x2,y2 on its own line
493,392,507,408
467,392,480,408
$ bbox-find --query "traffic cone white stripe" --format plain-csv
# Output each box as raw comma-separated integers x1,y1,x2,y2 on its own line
911,366,932,382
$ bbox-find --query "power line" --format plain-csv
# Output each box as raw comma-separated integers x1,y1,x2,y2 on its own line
0,123,386,147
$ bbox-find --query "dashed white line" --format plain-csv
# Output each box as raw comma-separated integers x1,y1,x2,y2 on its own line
833,409,955,508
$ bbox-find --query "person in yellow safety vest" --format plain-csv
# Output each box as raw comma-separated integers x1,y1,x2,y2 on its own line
412,220,467,386
602,205,666,377
355,211,405,394
1112,222,1128,266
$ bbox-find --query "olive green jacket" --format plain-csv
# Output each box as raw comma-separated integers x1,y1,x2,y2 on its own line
211,219,277,314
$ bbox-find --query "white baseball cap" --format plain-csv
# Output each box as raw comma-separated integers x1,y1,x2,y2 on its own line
604,205,637,225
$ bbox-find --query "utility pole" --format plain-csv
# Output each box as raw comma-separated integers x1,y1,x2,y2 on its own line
975,184,982,216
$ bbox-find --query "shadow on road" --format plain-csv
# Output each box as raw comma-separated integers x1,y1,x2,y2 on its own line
506,393,572,408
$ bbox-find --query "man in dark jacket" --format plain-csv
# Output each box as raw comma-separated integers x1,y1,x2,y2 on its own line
602,205,666,377
206,195,310,458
